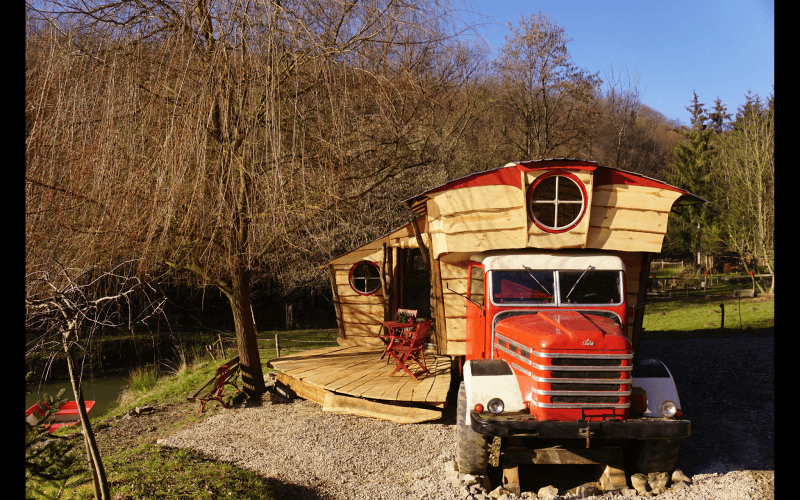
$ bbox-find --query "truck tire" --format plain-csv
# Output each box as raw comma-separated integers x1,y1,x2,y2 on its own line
456,381,489,475
635,439,680,473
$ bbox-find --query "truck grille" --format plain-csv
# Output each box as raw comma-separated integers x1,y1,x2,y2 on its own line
494,333,632,410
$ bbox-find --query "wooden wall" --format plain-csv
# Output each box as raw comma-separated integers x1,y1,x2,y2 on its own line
426,185,527,258
586,184,682,253
437,257,470,356
328,220,431,347
328,165,688,356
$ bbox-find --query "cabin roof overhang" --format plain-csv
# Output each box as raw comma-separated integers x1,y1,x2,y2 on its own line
400,158,708,218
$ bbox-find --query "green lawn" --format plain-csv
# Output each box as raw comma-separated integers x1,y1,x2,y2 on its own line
643,296,774,333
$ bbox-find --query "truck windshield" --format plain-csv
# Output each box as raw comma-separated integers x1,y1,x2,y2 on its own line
559,271,622,304
490,270,622,306
491,271,555,304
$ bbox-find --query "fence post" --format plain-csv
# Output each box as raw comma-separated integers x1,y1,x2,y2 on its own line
275,334,281,359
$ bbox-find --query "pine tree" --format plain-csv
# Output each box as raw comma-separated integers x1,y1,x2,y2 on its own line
663,92,718,271
708,97,732,134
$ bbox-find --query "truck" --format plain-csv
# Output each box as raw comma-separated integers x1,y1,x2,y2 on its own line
324,159,704,492
457,250,690,491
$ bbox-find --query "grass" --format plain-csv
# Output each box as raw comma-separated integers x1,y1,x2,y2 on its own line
102,444,274,500
125,365,160,394
255,328,340,369
31,344,279,499
28,328,341,499
642,295,774,339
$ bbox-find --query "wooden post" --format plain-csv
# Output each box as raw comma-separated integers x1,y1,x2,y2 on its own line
502,463,520,495
720,303,725,330
410,217,430,274
275,334,280,359
328,265,345,339
380,242,393,324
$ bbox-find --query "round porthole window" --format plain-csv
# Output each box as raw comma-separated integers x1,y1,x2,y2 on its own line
527,171,587,233
349,261,382,295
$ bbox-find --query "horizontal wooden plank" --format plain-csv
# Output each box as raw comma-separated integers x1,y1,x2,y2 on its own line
592,185,682,213
428,184,523,215
443,289,468,310
526,228,587,250
328,246,386,266
442,277,466,295
589,207,669,234
343,308,383,325
586,227,665,253
337,283,385,299
342,322,384,338
444,316,466,342
341,301,383,312
442,340,466,356
432,229,527,258
276,373,332,405
439,260,469,280
322,393,441,424
435,208,526,235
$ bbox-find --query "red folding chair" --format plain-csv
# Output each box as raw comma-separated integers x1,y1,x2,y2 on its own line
383,321,432,381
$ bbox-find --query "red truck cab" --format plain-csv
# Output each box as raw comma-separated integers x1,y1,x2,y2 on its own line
457,250,690,483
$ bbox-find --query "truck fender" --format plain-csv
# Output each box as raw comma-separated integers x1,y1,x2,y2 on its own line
463,359,526,426
632,358,682,418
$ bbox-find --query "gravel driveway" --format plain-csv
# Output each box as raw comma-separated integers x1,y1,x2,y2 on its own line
160,331,774,499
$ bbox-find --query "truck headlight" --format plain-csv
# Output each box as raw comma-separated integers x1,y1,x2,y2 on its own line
487,398,505,415
659,400,678,418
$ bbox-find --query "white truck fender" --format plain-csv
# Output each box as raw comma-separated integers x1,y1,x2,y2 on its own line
464,359,526,426
632,358,682,418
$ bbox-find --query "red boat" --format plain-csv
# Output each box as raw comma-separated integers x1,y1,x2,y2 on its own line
25,401,95,433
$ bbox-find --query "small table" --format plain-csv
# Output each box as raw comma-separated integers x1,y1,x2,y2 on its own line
379,320,416,359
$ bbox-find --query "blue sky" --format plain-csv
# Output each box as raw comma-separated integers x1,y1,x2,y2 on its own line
460,0,774,126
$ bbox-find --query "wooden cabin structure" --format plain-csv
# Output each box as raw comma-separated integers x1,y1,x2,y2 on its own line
325,159,706,357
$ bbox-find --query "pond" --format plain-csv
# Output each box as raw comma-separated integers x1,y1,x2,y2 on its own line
26,373,130,421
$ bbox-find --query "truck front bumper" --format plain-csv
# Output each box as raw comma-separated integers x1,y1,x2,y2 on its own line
470,411,691,440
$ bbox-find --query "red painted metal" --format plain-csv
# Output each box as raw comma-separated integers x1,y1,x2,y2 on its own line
380,321,432,381
25,400,96,433
197,364,241,415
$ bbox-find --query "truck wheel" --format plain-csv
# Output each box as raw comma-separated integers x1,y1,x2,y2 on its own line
635,439,680,473
456,381,489,475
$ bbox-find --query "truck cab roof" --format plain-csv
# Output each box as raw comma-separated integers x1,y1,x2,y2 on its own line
469,250,626,272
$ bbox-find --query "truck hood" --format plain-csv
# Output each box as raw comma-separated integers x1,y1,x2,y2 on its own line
494,310,630,351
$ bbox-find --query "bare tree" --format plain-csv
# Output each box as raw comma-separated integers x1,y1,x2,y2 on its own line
25,260,165,500
713,92,774,293
493,12,601,159
26,0,476,396
596,64,643,170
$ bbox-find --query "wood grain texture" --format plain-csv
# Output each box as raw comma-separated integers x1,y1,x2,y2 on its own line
585,227,664,253
269,346,452,407
592,184,682,212
322,393,441,424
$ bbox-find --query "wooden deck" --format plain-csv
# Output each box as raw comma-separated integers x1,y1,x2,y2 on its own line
267,345,452,423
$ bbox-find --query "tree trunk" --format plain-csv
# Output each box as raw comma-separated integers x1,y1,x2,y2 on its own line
63,333,110,500
228,266,266,397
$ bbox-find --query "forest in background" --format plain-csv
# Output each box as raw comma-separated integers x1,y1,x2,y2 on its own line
25,0,773,389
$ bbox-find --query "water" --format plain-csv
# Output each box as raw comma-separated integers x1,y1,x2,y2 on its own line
25,373,130,420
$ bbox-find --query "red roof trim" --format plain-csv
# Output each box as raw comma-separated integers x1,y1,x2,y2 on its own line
425,165,522,195
516,159,598,171
593,168,690,194
423,160,599,196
